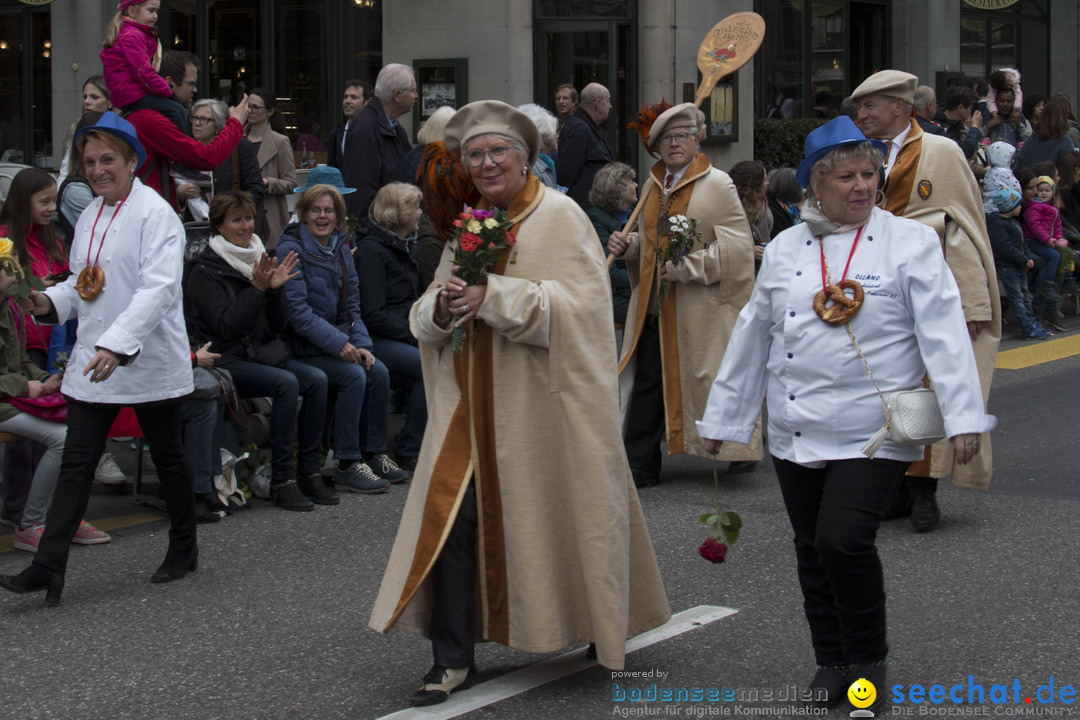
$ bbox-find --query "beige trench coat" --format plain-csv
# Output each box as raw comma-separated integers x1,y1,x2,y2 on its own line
618,156,761,461
369,180,670,670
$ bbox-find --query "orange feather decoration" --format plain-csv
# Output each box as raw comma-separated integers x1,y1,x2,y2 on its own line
626,100,673,150
415,141,481,242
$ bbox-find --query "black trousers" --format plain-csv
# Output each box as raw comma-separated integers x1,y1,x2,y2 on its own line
429,482,478,668
773,456,910,666
33,398,196,575
623,318,665,477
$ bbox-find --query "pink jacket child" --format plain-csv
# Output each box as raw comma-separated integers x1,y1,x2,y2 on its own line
100,16,169,109
1022,199,1065,248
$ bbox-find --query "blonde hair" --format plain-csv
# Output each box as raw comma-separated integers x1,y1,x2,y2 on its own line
103,12,126,48
417,106,455,145
295,184,347,225
369,182,423,233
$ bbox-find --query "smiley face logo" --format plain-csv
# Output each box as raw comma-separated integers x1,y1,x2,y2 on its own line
848,677,877,709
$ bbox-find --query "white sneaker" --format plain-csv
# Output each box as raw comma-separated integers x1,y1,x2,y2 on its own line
95,453,127,485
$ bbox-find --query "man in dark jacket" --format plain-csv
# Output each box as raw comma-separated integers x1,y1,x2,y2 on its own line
556,82,613,209
328,79,373,170
341,64,415,226
913,85,944,136
933,85,985,159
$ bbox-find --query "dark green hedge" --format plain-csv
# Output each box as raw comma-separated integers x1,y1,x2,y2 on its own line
753,118,829,172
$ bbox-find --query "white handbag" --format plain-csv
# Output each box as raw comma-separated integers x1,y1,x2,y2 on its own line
860,387,946,458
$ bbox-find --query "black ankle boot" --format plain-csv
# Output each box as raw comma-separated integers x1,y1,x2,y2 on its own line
0,563,65,605
152,546,199,584
270,480,315,511
298,473,339,505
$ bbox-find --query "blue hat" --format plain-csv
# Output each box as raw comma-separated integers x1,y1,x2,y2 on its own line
73,112,146,171
294,165,356,195
990,184,1022,214
795,116,887,188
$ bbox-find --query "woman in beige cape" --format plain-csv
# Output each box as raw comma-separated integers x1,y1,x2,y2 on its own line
369,100,670,706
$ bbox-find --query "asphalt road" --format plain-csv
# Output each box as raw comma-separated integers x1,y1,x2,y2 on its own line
1,325,1078,720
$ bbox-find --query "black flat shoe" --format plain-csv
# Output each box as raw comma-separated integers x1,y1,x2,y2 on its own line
808,665,849,708
152,547,199,584
0,564,65,606
408,665,476,707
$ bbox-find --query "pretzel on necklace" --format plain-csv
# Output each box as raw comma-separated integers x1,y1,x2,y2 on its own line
813,279,864,326
75,266,106,301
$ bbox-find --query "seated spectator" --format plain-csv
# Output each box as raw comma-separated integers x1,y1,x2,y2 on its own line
986,183,1048,339
180,342,228,520
981,141,1018,209
178,99,265,222
765,167,803,239
1020,172,1065,329
184,191,332,511
354,182,427,473
0,266,106,554
277,184,408,493
586,162,636,327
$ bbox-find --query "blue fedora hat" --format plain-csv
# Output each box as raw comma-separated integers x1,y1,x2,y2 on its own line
294,165,356,194
795,116,887,188
73,111,146,170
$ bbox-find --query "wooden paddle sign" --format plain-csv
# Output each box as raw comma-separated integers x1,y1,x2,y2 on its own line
694,12,766,107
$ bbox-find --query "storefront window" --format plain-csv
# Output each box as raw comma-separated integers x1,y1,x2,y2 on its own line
760,0,805,118
342,0,382,84
208,0,262,103
809,2,844,119
276,1,326,152
0,8,51,169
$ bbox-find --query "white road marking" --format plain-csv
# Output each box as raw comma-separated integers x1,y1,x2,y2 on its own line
375,604,738,720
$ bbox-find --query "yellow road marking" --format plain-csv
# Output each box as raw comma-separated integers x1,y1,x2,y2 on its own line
0,513,163,554
996,334,1080,369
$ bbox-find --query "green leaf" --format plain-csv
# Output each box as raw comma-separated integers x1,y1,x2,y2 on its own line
721,526,741,546
719,511,742,532
699,512,720,526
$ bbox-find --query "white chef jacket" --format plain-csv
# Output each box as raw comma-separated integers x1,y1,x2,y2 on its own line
47,178,194,404
696,207,996,465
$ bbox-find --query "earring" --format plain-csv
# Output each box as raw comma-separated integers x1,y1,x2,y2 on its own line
875,188,885,206
521,168,528,176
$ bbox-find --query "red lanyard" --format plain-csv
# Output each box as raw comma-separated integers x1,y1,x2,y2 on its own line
819,225,863,292
86,194,128,269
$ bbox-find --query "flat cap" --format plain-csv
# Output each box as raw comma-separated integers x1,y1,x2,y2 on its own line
850,70,918,105
443,100,540,166
648,102,700,150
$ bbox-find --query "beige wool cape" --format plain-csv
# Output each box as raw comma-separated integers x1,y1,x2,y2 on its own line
882,120,1000,490
369,177,671,671
618,155,761,461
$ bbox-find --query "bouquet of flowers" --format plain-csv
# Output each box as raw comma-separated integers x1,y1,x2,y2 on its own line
0,237,44,300
657,215,700,297
698,461,742,564
448,207,517,351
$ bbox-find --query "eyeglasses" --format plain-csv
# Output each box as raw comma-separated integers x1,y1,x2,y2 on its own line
308,207,336,216
248,105,266,112
658,132,694,147
182,79,198,88
191,116,214,125
464,147,512,167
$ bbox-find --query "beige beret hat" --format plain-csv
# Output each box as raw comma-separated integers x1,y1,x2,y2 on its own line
850,70,918,105
443,100,540,166
647,102,701,150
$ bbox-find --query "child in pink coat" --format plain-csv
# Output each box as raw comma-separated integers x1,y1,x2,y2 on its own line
100,0,188,134
1022,174,1066,326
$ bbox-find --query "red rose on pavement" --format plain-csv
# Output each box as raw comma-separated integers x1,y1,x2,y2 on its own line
698,538,727,564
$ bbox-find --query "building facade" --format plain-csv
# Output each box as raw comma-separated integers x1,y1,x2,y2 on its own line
1,0,1076,178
